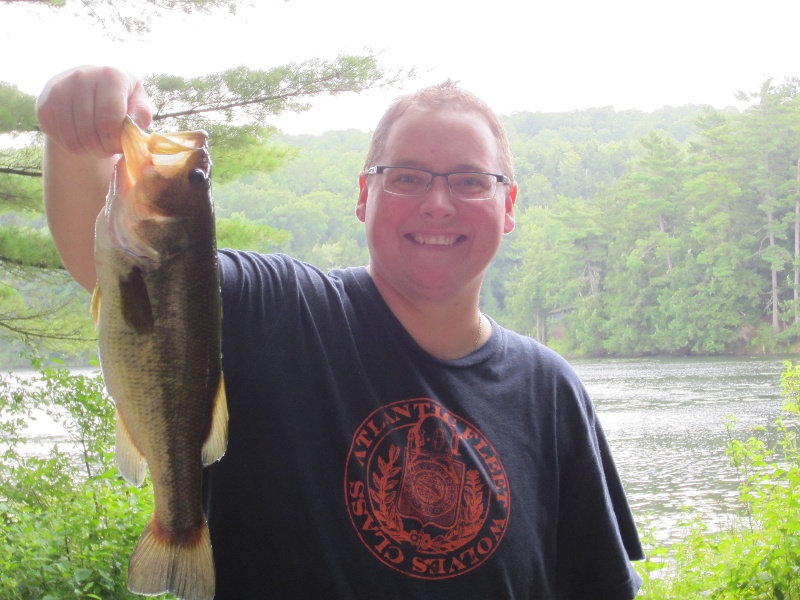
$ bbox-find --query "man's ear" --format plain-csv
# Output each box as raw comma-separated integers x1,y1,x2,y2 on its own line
356,173,368,222
503,183,517,234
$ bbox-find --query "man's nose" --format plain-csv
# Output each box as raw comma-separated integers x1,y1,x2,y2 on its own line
419,175,456,218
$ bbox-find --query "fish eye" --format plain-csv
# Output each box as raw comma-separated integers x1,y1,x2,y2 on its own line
188,169,207,184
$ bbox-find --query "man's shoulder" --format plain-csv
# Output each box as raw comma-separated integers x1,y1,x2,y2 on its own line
494,322,575,371
217,250,377,318
219,250,366,287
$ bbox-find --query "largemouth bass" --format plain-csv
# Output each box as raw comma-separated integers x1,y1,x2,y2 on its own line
91,116,227,600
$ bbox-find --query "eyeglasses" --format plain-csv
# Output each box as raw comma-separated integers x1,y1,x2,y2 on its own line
365,166,510,201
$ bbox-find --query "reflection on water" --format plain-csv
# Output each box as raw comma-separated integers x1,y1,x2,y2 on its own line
572,356,788,544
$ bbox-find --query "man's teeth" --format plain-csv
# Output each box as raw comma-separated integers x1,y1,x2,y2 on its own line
411,234,459,245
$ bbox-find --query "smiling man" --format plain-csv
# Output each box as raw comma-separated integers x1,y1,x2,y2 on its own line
356,95,517,360
38,67,643,600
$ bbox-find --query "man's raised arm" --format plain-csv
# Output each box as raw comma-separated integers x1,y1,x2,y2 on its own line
37,66,152,292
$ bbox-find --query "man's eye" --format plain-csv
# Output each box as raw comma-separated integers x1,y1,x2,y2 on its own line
397,173,423,185
452,174,490,190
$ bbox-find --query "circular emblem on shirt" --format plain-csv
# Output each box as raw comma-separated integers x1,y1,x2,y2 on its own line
344,398,510,579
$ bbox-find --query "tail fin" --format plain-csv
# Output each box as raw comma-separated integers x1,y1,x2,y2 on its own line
127,517,215,600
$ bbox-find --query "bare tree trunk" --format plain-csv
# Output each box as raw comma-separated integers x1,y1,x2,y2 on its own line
658,214,673,271
795,158,800,324
769,211,781,332
536,309,547,345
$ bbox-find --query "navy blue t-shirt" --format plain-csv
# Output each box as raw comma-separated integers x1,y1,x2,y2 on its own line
203,251,643,599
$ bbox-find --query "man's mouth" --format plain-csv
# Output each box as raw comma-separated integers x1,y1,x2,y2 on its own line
407,233,464,246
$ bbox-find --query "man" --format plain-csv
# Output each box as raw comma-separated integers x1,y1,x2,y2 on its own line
38,66,643,599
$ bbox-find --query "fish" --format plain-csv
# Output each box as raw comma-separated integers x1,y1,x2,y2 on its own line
90,116,227,600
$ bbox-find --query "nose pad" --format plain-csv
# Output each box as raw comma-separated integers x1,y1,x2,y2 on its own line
420,176,456,218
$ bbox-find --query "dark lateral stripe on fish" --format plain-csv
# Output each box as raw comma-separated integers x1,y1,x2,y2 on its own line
118,266,154,334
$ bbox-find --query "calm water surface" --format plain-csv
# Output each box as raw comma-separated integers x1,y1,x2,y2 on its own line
572,356,789,544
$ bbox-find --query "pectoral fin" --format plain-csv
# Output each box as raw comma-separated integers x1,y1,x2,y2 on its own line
201,373,228,466
115,408,147,486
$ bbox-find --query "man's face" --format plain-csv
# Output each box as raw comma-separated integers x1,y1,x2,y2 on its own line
356,106,517,302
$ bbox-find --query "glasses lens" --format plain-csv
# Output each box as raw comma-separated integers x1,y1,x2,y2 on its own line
382,167,432,196
448,173,496,200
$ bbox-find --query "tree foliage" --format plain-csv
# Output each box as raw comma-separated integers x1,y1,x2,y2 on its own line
503,78,800,355
144,54,409,182
0,83,37,135
0,49,409,357
6,69,800,358
1,0,249,38
0,361,157,598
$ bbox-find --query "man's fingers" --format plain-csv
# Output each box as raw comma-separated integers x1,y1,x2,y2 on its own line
127,80,153,131
36,65,152,158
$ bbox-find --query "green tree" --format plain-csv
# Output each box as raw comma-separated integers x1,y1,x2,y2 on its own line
591,131,688,354
681,107,763,352
732,78,800,333
0,52,410,357
507,197,607,347
0,84,93,355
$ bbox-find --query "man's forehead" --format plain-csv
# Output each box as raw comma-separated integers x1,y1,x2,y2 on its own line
379,107,498,163
393,103,491,127
386,105,495,142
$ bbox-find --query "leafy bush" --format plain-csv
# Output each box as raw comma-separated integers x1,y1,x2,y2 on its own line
636,360,800,599
0,358,164,599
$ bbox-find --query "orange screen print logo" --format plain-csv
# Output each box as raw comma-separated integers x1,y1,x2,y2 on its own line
344,398,511,579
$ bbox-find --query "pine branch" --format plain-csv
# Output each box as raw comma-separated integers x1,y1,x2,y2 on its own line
0,167,42,178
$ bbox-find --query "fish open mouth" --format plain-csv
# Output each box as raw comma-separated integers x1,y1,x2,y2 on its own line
121,117,208,184
105,117,211,265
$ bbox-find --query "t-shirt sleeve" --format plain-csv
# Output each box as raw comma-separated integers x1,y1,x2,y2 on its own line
553,369,643,599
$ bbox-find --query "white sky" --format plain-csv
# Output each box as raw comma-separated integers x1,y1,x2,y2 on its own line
1,0,798,134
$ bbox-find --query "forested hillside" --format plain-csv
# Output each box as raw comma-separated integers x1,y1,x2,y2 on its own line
505,80,800,356
3,76,800,359
212,79,800,356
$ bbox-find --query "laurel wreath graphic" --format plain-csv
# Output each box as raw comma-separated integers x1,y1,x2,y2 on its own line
369,444,487,554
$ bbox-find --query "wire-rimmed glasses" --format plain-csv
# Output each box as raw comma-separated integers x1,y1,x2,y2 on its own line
365,166,510,201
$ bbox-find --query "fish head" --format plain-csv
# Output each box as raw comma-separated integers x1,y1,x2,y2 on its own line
105,116,213,266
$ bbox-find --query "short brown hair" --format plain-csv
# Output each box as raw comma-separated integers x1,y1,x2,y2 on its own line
363,81,515,183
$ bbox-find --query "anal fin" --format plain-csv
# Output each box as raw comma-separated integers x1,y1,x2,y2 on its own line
201,373,228,466
115,408,147,486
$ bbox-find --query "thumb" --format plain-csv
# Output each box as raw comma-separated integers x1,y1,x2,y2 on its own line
127,80,153,130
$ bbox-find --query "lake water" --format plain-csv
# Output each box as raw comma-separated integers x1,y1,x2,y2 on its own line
572,355,790,545
7,357,792,547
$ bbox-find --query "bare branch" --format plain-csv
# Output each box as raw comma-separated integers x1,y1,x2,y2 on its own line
0,167,42,177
